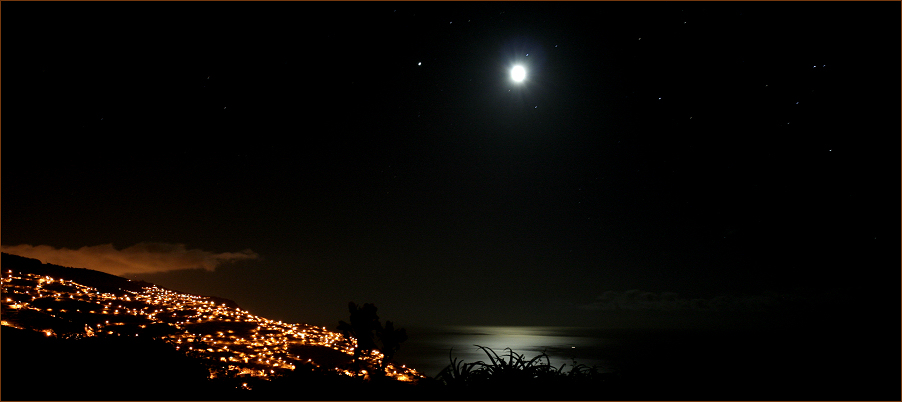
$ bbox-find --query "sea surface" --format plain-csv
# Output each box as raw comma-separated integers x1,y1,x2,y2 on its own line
392,326,626,378
389,324,895,400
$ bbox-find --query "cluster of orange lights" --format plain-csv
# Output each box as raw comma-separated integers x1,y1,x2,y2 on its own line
2,270,422,382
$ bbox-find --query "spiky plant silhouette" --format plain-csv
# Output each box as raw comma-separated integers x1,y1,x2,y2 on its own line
436,345,612,395
435,347,480,387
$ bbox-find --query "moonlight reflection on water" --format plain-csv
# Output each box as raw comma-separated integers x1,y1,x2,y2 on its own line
394,326,616,378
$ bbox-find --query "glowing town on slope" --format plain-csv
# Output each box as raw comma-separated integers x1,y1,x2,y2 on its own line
1,269,422,382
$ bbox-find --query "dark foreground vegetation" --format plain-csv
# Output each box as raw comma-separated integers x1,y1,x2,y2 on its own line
430,345,620,400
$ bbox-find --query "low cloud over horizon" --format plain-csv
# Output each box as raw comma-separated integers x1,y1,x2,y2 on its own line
0,242,258,276
580,289,819,313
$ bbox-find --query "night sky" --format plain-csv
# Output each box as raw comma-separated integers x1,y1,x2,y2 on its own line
3,2,897,331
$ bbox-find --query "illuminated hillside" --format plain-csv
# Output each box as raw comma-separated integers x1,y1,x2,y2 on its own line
0,254,422,385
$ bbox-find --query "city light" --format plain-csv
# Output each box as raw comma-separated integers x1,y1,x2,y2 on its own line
1,270,422,382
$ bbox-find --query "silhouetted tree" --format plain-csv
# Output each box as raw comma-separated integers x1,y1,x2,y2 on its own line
376,320,407,370
337,302,380,364
337,302,409,375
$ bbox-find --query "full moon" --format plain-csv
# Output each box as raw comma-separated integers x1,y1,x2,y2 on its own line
511,65,526,82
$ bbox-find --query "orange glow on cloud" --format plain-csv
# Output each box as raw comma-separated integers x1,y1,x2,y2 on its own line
0,242,258,276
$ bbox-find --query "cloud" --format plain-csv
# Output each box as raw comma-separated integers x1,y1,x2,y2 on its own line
583,290,691,311
579,289,804,313
0,242,258,276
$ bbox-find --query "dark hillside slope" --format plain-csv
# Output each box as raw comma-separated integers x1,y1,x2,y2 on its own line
1,326,220,400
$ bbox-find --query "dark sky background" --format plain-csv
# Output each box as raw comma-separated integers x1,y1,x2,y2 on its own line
3,2,898,331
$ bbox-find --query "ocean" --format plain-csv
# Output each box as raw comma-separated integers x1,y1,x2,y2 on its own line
392,326,625,378
386,324,892,400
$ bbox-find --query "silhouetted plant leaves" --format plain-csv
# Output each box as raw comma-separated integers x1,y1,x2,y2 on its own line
436,347,481,387
438,345,609,394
